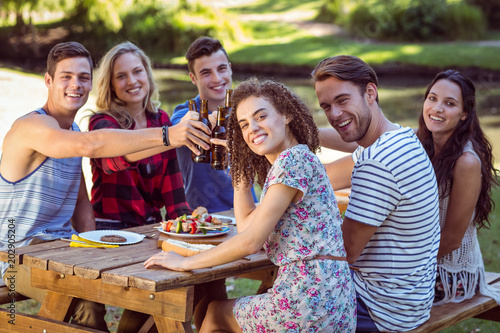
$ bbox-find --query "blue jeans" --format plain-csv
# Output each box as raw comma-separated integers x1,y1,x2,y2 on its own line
351,270,379,332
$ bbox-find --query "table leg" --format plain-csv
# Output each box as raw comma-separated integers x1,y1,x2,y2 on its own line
153,315,193,333
118,309,154,333
38,290,74,321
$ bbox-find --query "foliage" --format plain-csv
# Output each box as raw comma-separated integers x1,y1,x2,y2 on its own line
69,0,122,33
0,0,40,31
315,0,343,23
445,2,486,40
118,0,240,60
466,0,500,30
329,0,486,41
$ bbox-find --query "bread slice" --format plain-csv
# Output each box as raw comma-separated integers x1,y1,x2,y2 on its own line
161,239,215,256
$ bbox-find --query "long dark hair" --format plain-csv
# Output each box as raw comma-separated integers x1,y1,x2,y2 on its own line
416,70,498,229
228,78,320,188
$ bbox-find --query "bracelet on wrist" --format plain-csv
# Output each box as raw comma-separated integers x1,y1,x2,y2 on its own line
162,125,170,146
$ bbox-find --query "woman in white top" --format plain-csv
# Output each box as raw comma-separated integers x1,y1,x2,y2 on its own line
416,69,500,305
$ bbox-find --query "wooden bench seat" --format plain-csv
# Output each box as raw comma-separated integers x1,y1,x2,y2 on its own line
0,308,105,332
408,271,500,333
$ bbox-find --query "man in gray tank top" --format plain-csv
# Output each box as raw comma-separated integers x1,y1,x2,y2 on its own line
0,42,209,331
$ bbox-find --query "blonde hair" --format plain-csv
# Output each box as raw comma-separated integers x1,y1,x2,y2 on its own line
95,41,160,128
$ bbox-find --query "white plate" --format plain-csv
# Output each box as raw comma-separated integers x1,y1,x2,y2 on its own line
78,230,145,245
210,214,235,225
156,226,230,239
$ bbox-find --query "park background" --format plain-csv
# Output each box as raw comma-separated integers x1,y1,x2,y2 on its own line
0,0,499,332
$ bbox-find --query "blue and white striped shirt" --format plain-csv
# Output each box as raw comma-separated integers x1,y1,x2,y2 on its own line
347,126,440,332
0,109,81,277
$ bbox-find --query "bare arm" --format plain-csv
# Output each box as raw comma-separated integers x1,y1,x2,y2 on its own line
437,152,481,258
318,128,358,152
324,155,354,190
341,216,377,265
5,113,166,159
144,183,299,271
233,183,258,233
71,175,95,233
1,113,171,181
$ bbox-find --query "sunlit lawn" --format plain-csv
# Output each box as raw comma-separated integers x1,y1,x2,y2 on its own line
167,0,500,71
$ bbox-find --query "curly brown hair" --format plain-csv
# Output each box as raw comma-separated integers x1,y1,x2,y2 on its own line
227,78,320,188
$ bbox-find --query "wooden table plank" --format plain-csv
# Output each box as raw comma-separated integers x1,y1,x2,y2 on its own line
0,225,159,268
101,250,275,292
23,244,104,273
69,238,159,279
0,240,68,267
73,243,160,280
22,238,159,278
30,267,194,322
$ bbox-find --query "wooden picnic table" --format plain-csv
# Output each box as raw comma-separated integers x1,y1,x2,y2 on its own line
0,210,276,332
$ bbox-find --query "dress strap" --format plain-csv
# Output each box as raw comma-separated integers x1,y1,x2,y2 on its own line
311,255,346,261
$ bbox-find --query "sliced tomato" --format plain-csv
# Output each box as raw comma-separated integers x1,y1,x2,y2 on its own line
166,221,173,232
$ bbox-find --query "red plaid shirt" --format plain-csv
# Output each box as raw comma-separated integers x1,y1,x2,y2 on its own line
89,110,191,227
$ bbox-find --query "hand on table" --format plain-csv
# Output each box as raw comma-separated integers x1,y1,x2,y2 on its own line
144,251,189,271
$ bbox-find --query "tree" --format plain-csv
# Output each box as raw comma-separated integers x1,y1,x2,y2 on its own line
1,0,65,30
70,0,122,32
2,0,40,30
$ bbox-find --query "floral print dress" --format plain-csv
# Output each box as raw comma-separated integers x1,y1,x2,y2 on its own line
233,144,356,332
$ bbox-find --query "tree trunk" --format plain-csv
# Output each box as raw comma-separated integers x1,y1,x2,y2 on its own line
15,11,25,32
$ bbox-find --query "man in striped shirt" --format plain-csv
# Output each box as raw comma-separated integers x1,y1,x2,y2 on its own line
312,55,440,332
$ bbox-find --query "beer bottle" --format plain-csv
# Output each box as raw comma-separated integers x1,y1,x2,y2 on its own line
191,100,211,163
188,99,197,112
200,99,212,131
210,106,228,170
224,89,233,112
224,89,233,126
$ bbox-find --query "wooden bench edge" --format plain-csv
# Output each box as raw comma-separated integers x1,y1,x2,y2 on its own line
0,308,106,332
407,272,500,333
0,284,29,304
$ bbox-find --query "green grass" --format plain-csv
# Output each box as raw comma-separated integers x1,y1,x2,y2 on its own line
227,26,500,70
166,0,500,71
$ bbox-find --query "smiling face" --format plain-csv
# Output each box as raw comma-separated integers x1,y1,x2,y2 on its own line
45,57,92,114
315,76,372,146
236,96,296,163
111,52,150,112
423,79,466,142
189,49,232,110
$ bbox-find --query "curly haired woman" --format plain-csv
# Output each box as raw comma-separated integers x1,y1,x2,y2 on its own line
145,78,356,332
416,70,500,306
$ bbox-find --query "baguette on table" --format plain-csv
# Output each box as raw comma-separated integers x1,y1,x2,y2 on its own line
162,239,215,257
